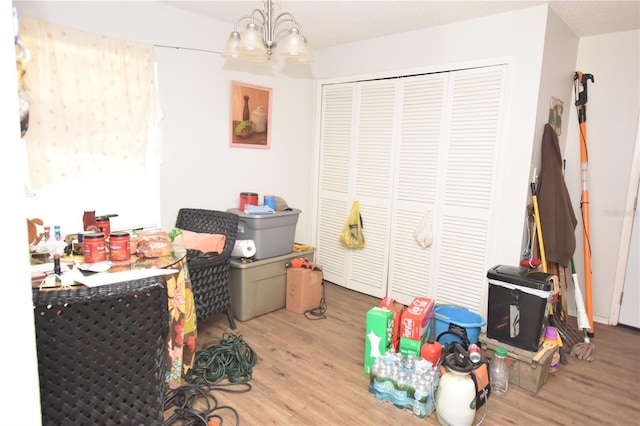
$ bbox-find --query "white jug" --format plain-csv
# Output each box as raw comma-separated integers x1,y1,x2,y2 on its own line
435,344,477,426
251,106,267,133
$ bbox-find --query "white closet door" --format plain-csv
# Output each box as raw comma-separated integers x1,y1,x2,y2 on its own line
350,81,397,297
387,74,448,305
317,65,507,311
316,80,397,297
316,84,355,287
432,66,506,313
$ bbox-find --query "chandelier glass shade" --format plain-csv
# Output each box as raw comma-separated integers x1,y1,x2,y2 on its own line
222,0,314,64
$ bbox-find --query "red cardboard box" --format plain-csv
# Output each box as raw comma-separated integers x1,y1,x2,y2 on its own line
400,297,435,340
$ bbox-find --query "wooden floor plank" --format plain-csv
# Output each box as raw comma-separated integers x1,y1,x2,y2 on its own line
165,282,640,425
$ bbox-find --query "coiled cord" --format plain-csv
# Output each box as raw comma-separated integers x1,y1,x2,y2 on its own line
164,333,257,425
186,333,258,385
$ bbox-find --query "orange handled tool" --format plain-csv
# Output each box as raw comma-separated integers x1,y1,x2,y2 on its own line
574,71,595,336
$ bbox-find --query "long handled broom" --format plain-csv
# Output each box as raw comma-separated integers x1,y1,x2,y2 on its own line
569,258,595,361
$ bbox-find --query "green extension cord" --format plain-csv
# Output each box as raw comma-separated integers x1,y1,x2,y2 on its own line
164,333,257,425
185,333,258,385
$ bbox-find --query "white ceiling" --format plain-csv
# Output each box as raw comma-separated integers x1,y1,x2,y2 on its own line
162,0,640,50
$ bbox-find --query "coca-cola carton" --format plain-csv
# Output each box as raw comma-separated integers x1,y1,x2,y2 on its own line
400,297,435,340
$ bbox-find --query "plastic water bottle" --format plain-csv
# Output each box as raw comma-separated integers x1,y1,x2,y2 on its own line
412,380,429,420
490,347,509,396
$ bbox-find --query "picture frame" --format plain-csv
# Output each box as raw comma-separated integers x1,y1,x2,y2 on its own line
548,96,564,137
230,81,272,149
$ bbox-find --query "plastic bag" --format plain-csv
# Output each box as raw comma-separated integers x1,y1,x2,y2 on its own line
340,201,365,249
413,211,433,248
136,231,172,258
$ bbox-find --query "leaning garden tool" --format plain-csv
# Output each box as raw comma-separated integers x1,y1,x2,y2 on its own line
531,171,575,353
530,171,547,272
569,258,595,361
574,71,595,336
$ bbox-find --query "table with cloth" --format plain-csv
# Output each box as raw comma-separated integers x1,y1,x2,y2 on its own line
32,245,197,389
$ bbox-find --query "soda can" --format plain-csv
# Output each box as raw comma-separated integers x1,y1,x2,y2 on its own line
264,194,276,210
468,343,482,363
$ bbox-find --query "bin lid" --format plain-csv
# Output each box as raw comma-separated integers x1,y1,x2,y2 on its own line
227,208,301,219
487,265,554,291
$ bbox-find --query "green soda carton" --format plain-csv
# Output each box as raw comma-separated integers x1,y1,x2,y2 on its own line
399,336,425,358
364,306,394,374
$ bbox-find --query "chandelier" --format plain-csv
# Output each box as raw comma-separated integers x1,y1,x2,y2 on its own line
222,0,314,64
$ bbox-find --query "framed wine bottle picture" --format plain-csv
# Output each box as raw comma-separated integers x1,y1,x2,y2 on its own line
230,81,272,149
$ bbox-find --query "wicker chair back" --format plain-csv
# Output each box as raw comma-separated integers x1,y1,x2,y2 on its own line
175,208,239,328
32,277,169,425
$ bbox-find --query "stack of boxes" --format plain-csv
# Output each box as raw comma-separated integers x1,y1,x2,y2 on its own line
480,265,558,393
364,296,435,374
364,296,438,420
399,297,435,358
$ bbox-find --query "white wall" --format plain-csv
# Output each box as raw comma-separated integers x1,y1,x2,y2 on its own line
564,30,640,326
313,5,551,285
1,3,43,424
535,8,579,164
14,0,317,244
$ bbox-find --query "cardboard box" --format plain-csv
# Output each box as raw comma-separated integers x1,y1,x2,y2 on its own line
229,249,314,321
286,268,323,314
399,336,424,358
227,208,301,260
479,333,555,394
364,307,394,374
400,296,435,340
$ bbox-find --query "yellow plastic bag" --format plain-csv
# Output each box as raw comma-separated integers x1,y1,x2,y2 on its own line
340,201,365,249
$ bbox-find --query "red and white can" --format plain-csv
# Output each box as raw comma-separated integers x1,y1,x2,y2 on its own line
468,343,482,363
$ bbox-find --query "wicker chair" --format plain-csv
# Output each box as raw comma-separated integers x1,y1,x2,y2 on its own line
175,208,238,329
32,276,169,426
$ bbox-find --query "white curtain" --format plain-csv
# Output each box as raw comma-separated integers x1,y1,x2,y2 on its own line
19,16,161,190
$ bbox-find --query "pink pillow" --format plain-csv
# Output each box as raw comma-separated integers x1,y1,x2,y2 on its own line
174,229,226,253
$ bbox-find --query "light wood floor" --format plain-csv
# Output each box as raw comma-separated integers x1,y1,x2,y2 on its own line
166,281,640,425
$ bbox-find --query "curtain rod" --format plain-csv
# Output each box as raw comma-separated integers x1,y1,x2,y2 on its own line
154,44,221,55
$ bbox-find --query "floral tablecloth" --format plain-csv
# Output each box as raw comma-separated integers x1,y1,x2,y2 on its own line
96,245,197,389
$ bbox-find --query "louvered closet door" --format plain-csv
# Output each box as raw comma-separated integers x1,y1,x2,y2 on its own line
430,66,507,313
317,65,507,309
316,84,354,288
386,74,448,306
316,80,397,298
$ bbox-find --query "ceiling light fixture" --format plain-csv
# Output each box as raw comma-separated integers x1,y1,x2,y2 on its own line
222,0,314,64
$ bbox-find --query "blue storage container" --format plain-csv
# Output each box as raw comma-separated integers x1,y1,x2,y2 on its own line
434,305,486,345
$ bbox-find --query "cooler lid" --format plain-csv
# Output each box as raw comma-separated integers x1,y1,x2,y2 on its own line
486,265,554,291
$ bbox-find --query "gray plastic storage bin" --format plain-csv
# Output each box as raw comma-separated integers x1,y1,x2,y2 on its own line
227,208,301,260
229,249,314,321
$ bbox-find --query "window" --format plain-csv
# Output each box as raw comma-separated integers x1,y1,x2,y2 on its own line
19,15,162,235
